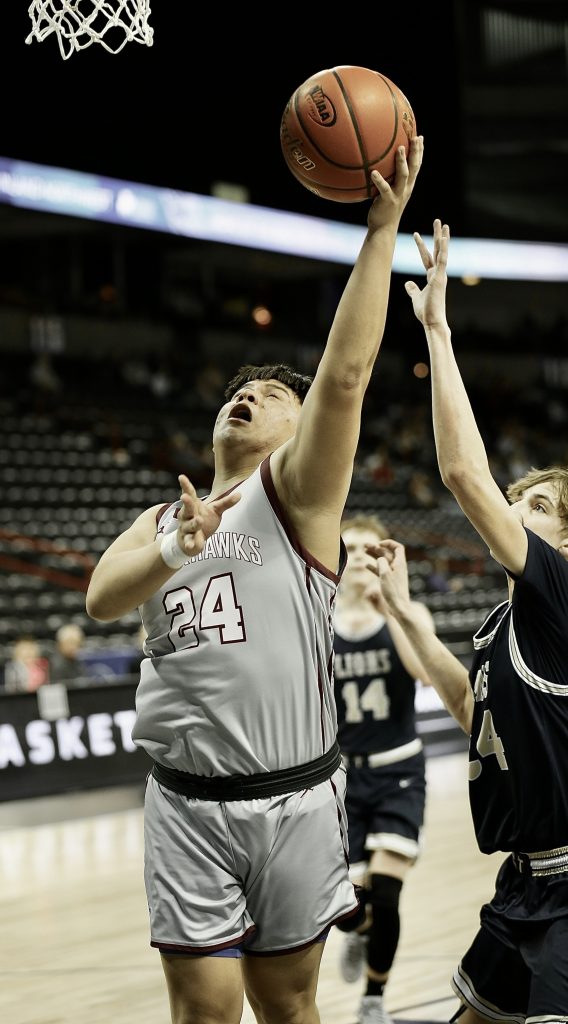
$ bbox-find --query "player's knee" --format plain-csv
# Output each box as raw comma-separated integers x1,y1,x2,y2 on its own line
252,989,317,1023
369,873,402,912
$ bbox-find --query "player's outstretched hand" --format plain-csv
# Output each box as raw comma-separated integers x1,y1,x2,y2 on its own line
366,539,411,617
367,135,424,231
176,474,241,558
405,218,450,328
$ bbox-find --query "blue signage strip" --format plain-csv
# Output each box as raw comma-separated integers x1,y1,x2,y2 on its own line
1,157,567,281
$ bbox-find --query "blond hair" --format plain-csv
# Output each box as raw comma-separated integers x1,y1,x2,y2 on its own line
506,466,568,531
340,513,388,542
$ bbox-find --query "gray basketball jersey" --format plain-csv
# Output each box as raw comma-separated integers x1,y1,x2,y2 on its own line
132,457,344,776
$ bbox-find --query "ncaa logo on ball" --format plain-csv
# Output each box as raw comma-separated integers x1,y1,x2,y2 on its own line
306,85,337,127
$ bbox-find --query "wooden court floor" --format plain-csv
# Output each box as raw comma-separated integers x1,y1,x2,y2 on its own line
0,752,504,1024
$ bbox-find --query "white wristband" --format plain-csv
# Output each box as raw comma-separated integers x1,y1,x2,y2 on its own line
160,531,187,570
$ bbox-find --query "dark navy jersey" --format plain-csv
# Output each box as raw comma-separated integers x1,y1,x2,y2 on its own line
468,528,568,855
333,618,419,754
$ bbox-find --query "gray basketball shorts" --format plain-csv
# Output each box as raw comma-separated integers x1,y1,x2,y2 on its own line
143,763,358,955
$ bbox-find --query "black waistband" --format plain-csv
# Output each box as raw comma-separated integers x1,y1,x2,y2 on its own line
151,740,342,801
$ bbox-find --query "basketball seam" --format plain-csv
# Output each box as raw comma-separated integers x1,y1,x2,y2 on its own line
375,73,400,179
333,68,373,197
287,88,376,198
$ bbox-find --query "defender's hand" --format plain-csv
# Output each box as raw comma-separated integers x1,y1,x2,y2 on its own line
366,539,411,617
405,218,450,328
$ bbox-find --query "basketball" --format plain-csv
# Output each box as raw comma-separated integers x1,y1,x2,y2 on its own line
280,65,416,203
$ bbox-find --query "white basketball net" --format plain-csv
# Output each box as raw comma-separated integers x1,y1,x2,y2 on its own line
26,0,153,60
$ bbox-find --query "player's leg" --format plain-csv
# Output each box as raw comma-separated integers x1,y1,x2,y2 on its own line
356,756,426,1023
143,778,255,1022
452,921,530,1024
161,953,244,1024
353,848,412,1024
336,863,371,984
522,915,568,1023
241,768,357,1020
336,764,372,982
455,896,568,1023
336,850,409,989
366,847,411,985
243,941,324,1024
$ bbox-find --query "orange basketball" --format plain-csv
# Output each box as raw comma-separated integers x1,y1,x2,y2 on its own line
280,65,416,203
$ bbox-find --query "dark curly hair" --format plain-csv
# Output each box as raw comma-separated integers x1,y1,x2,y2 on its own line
224,364,313,404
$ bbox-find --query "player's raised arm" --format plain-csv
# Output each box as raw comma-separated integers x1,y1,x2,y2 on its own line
368,539,473,734
405,220,528,576
271,138,423,535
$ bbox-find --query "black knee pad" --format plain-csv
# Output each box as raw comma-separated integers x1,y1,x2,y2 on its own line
369,873,402,911
367,874,403,975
